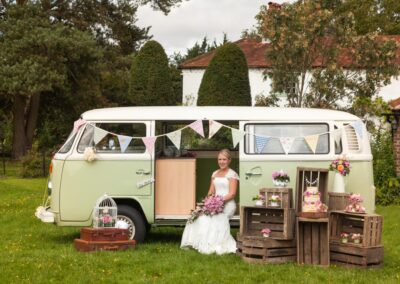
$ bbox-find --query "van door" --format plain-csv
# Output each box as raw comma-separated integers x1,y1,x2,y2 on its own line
59,121,154,222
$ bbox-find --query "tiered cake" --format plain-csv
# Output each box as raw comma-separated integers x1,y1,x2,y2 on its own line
302,187,322,212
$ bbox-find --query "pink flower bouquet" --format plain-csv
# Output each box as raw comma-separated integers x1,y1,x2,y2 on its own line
187,196,224,224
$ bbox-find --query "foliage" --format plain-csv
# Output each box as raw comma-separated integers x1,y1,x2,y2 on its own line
256,0,399,110
254,94,279,107
376,177,400,206
20,142,50,178
129,40,176,105
197,43,251,106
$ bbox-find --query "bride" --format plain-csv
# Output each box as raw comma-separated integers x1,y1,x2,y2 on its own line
181,149,238,254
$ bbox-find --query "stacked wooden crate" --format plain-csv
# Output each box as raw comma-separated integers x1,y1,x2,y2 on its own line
329,211,384,268
237,188,296,264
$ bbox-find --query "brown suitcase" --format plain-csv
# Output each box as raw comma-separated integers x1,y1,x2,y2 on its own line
80,228,130,242
74,239,136,252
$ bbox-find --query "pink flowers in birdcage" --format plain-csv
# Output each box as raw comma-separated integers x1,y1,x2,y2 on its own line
329,155,351,176
187,195,224,224
346,193,366,213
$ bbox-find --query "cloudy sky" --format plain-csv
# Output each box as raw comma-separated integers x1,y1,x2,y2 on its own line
137,0,288,55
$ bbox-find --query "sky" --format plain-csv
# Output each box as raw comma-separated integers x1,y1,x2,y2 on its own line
137,0,288,56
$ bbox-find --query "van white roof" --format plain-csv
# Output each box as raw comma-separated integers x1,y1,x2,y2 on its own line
81,106,360,121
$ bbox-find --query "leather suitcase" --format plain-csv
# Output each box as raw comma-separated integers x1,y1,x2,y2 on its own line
74,239,136,252
80,228,130,241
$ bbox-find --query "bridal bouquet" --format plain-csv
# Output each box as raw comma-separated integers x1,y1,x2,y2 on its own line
187,195,224,224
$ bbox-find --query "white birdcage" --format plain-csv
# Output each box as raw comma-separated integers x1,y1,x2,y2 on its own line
92,194,118,228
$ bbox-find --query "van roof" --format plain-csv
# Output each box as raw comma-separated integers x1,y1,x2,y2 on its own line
81,106,360,121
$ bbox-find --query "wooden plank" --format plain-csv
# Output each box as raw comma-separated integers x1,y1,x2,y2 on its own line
267,247,297,257
331,261,383,269
303,222,312,264
240,206,245,235
297,218,303,264
242,247,266,256
320,222,330,266
311,222,320,265
331,252,364,265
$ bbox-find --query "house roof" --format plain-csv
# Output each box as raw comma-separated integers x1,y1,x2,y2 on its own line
389,97,400,110
180,36,400,69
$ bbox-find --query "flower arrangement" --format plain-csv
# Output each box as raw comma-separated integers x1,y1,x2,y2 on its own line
351,233,362,244
187,195,224,224
272,170,290,182
329,155,350,176
268,194,281,207
84,147,96,162
345,193,366,213
252,194,265,206
340,232,349,243
349,193,363,204
317,203,328,212
261,228,271,237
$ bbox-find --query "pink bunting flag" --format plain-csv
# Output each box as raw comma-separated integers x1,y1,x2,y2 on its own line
73,119,87,132
142,136,157,154
189,120,204,138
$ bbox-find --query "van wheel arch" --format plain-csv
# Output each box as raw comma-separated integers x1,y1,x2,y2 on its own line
115,201,147,242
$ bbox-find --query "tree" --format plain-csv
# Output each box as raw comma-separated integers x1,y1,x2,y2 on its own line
197,43,251,106
256,0,399,111
129,40,175,106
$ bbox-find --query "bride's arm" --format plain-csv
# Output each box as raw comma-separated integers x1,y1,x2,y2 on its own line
223,178,238,202
207,179,215,196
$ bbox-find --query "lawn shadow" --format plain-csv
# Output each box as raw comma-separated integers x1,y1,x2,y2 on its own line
47,230,80,245
145,226,184,244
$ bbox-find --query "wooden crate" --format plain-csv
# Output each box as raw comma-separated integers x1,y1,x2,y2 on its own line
330,243,384,268
236,234,296,264
296,167,329,214
297,217,330,266
330,211,383,247
240,206,295,240
259,188,293,209
328,192,350,212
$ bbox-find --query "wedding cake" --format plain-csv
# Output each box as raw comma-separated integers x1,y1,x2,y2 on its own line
302,187,322,212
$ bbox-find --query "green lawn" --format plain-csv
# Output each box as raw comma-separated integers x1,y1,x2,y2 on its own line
0,177,399,283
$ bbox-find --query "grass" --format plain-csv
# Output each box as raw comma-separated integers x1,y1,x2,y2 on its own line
0,175,400,283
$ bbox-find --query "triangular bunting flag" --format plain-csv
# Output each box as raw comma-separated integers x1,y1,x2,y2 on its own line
189,120,204,138
279,137,295,154
117,135,133,153
231,128,245,148
73,119,87,133
208,120,223,139
304,135,319,153
333,128,342,146
93,127,109,145
167,130,182,149
255,135,270,153
142,136,157,154
352,120,364,139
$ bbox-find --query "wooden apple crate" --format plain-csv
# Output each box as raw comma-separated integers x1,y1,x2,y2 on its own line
259,187,293,209
240,206,296,240
330,243,384,268
328,192,350,212
237,234,296,264
297,217,330,266
329,211,383,247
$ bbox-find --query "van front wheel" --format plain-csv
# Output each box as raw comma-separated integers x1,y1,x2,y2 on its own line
117,205,146,242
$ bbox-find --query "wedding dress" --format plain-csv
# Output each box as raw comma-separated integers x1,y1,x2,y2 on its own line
180,168,238,254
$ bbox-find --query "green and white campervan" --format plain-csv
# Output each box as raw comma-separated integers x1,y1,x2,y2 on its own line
36,106,375,241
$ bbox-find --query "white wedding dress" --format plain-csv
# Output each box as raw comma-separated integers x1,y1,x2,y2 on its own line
180,168,238,254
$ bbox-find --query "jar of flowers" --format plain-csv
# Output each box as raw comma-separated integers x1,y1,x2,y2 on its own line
272,170,290,187
268,194,281,207
252,194,265,206
340,232,349,243
351,233,362,244
261,228,271,238
329,155,350,193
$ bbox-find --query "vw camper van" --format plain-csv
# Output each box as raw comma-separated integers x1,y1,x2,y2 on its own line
37,106,375,241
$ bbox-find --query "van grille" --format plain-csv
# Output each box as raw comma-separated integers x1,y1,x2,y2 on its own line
345,125,360,152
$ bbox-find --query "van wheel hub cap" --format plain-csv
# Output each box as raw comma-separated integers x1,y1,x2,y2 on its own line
117,215,136,240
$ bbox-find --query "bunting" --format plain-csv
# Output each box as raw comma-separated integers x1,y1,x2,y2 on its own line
304,135,319,153
189,120,205,137
73,119,87,133
255,136,269,153
333,128,342,146
352,120,364,139
93,127,109,145
279,137,295,154
231,128,245,148
117,135,133,153
167,130,182,149
208,120,223,138
142,136,157,154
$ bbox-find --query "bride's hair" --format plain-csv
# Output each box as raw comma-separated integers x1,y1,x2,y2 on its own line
219,149,231,160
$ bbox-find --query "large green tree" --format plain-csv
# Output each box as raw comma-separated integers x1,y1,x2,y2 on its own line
256,0,399,111
197,43,251,106
129,40,175,105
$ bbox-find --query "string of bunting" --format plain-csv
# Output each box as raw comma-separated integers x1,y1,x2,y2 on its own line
72,119,365,154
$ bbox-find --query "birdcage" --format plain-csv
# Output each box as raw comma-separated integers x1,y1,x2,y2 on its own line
92,194,118,228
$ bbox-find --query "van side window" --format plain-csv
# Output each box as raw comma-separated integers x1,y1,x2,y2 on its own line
77,123,146,153
245,123,329,154
58,132,77,153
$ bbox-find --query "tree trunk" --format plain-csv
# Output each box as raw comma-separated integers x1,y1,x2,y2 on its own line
11,95,27,160
25,93,41,150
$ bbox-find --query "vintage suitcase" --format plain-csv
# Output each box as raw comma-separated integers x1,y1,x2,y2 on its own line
80,228,130,242
74,239,136,252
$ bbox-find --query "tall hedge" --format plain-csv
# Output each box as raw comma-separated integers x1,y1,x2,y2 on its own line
129,40,175,105
197,43,251,106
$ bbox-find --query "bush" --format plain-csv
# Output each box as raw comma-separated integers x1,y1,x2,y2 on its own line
376,177,400,205
20,144,50,178
197,43,251,106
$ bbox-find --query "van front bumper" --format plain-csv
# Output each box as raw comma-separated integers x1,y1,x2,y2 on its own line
35,206,55,223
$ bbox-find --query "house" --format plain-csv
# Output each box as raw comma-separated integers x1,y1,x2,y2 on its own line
180,37,400,106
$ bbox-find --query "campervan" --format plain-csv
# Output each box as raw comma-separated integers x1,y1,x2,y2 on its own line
36,106,375,241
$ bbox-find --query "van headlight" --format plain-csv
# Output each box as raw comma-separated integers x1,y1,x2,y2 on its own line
47,181,52,196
